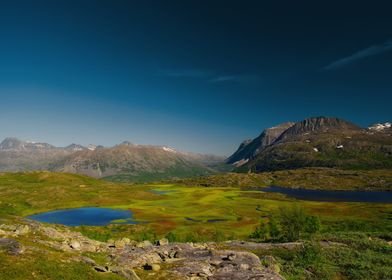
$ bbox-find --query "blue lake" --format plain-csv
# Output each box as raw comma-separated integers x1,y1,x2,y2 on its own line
27,207,137,226
260,186,392,203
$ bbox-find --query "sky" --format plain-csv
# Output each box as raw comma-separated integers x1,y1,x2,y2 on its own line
0,0,391,156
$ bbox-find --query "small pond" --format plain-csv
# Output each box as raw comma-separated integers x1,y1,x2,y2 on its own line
149,189,177,195
259,186,392,203
27,207,138,226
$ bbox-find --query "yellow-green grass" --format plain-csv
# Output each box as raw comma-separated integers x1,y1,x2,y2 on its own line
175,168,392,190
1,171,391,242
0,229,123,280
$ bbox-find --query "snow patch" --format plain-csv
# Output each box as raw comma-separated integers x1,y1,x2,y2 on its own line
368,122,391,131
87,144,97,151
232,158,249,167
162,147,176,153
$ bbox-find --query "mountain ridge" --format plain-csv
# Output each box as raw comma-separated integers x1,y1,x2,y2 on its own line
0,137,225,181
228,116,392,172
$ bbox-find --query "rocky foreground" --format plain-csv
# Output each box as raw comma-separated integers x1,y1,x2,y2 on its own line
0,220,286,280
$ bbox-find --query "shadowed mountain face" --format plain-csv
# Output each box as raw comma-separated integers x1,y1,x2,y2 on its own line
226,122,295,166
0,138,224,182
228,117,392,171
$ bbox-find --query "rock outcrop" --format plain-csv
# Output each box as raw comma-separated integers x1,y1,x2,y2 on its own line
0,220,284,280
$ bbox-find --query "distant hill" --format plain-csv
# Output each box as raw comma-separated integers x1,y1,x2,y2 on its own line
51,142,220,182
0,138,224,182
228,117,392,171
0,137,73,171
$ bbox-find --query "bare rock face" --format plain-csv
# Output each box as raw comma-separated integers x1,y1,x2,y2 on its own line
227,122,295,166
111,242,284,280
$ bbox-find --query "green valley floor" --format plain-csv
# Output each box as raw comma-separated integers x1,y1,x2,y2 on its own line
0,170,391,279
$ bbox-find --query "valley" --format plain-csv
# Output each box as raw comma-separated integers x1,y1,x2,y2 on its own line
0,117,391,280
1,171,391,279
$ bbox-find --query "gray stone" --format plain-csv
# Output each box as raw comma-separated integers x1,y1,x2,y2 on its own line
94,265,108,272
0,238,24,255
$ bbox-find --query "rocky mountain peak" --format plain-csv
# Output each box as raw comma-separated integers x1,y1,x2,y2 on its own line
65,144,86,151
274,117,360,142
118,141,135,147
0,137,24,150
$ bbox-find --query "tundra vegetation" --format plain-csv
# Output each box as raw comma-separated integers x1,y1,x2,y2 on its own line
0,170,391,279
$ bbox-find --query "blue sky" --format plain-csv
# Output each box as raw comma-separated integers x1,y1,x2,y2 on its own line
0,1,391,156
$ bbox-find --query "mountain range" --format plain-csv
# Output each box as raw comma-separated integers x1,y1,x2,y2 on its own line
0,138,224,182
228,117,392,172
1,117,390,181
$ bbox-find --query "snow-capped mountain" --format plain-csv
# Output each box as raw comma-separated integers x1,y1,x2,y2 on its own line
0,137,224,181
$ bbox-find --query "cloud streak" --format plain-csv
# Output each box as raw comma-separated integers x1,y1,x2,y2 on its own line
159,68,259,84
323,39,392,70
160,68,214,78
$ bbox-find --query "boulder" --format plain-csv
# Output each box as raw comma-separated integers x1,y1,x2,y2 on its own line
136,240,153,248
69,240,81,250
114,237,131,249
156,238,169,246
143,263,160,271
13,225,30,235
94,265,108,272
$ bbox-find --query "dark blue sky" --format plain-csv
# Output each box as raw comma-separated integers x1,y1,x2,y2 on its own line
0,1,391,155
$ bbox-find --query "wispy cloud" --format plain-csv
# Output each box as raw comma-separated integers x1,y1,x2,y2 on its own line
209,74,260,84
160,68,214,78
323,39,392,70
159,68,259,84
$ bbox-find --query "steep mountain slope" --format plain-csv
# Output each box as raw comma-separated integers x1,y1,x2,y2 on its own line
226,122,295,166
232,117,392,172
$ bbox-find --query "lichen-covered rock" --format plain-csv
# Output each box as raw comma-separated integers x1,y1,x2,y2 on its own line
136,240,153,248
156,238,169,246
7,221,285,280
114,237,131,249
69,240,81,250
0,238,24,255
112,242,284,279
13,224,30,235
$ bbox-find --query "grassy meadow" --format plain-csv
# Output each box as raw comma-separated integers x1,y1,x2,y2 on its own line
0,171,391,241
0,170,392,279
